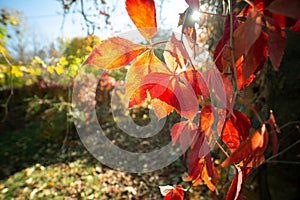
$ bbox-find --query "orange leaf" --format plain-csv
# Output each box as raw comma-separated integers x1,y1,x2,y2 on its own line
164,33,188,71
125,0,157,40
221,124,268,167
151,98,174,120
125,50,169,98
186,153,218,191
84,37,146,69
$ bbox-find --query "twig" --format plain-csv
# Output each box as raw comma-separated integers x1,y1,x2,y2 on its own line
1,49,14,123
200,11,226,18
264,160,300,165
228,0,238,92
265,138,300,162
217,141,230,158
279,120,300,130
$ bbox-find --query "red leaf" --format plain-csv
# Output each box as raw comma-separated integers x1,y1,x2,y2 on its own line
239,0,265,17
163,185,184,200
236,32,268,89
129,72,198,120
221,124,268,167
233,8,262,61
186,152,218,191
84,37,146,69
172,79,199,120
128,72,174,107
221,110,251,152
202,69,233,108
185,134,209,181
171,121,197,153
180,70,209,99
202,154,218,191
290,19,300,33
214,15,239,72
185,0,200,10
231,110,251,140
266,0,300,19
125,0,157,40
265,16,286,71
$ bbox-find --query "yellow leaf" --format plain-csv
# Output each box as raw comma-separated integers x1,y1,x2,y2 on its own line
84,37,146,70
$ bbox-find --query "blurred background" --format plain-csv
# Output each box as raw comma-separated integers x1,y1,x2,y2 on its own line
0,0,299,199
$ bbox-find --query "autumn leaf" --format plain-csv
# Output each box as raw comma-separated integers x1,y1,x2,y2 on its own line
129,72,199,120
202,69,233,108
160,185,184,200
186,152,218,191
151,98,174,120
266,0,300,19
221,124,268,167
185,134,206,181
214,14,239,72
125,0,157,40
164,33,188,71
236,32,268,89
265,16,286,71
125,50,169,99
180,69,209,99
84,37,146,70
233,8,262,61
171,121,197,153
221,110,251,152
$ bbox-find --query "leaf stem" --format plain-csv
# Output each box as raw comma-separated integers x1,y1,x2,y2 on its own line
151,40,169,47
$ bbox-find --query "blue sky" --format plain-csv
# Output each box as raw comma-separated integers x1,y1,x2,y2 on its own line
0,0,187,41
